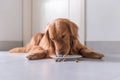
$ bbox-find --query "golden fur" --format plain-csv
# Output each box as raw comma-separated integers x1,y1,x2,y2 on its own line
9,18,104,60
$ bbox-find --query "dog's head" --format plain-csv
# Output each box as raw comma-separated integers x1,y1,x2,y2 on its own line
45,18,78,57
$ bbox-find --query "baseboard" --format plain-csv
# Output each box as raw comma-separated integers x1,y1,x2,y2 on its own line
0,41,23,51
86,41,120,54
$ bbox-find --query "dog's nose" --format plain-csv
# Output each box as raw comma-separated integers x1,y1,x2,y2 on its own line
59,51,65,55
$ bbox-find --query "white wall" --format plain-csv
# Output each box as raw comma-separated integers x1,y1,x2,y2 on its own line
0,0,23,50
0,0,22,41
86,0,120,41
32,0,69,34
32,0,85,44
70,0,84,43
23,0,32,46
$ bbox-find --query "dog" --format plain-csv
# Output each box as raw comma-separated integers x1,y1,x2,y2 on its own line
9,18,104,61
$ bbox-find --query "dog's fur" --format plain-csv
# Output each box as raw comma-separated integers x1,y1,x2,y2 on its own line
9,18,104,60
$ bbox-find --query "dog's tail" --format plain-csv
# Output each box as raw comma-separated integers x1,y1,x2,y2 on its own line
9,47,26,53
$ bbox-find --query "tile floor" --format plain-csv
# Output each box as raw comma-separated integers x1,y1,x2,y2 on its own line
0,52,120,80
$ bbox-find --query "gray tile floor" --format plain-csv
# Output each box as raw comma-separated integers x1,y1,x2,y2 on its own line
0,52,120,80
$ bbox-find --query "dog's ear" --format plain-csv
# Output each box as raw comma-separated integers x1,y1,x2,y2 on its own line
67,21,80,51
68,22,78,39
46,30,55,54
40,30,51,48
39,29,55,54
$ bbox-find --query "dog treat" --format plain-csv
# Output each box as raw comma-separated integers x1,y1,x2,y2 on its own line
53,55,81,62
75,58,81,62
62,58,66,62
55,59,59,62
56,59,62,62
55,58,66,62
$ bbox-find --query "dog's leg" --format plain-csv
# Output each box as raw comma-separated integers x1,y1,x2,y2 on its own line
71,38,104,59
26,46,49,60
9,47,26,53
9,33,44,53
80,48,104,59
26,50,48,60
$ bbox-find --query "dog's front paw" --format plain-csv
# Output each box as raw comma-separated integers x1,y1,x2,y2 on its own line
26,54,39,60
93,53,104,59
26,50,48,60
26,52,47,60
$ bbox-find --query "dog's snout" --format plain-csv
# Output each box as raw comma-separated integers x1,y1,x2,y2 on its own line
59,51,65,55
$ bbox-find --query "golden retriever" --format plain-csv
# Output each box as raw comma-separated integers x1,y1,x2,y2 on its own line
9,18,104,60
